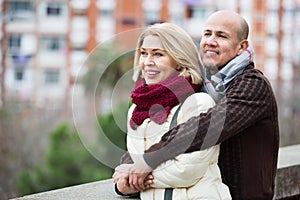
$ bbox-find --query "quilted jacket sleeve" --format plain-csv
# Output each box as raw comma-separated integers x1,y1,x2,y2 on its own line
151,93,217,188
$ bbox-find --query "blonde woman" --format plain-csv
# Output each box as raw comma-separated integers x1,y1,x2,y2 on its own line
113,23,231,200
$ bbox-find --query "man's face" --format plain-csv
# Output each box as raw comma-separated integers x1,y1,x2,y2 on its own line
200,13,243,72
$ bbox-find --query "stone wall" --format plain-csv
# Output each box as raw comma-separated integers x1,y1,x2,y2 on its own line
12,144,300,200
274,144,300,199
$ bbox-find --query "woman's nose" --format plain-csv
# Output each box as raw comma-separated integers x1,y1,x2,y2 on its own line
144,55,155,65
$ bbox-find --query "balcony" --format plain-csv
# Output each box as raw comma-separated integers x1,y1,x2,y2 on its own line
6,13,36,33
71,0,90,10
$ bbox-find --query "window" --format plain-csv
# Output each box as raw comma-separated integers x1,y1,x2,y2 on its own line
8,1,32,11
187,7,207,18
40,36,65,52
46,2,63,16
44,70,60,84
144,10,160,25
72,45,85,51
14,70,24,81
121,18,136,25
8,1,34,20
100,9,113,18
8,35,21,53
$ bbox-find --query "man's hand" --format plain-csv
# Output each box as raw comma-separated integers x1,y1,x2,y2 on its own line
128,154,153,191
116,176,139,195
113,164,131,183
113,165,139,195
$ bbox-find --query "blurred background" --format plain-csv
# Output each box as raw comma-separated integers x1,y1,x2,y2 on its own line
1,0,300,199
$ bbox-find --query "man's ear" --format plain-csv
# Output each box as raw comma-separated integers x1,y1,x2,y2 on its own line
237,40,248,55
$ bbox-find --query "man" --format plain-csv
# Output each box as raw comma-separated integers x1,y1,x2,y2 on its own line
115,10,279,199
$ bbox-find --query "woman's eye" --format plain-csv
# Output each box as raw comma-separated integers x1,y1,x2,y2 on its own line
140,51,147,56
154,52,163,57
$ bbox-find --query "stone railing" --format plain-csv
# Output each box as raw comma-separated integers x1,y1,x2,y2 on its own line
12,144,300,200
275,144,300,199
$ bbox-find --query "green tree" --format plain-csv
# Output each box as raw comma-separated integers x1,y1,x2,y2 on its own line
98,101,129,149
17,123,113,196
81,44,134,95
17,101,129,196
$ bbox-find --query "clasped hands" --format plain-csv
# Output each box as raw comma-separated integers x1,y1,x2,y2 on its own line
113,155,154,194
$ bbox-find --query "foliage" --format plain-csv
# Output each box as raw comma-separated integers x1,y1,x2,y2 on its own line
17,123,113,196
81,45,134,95
97,101,129,150
0,103,70,199
0,108,17,198
17,102,129,196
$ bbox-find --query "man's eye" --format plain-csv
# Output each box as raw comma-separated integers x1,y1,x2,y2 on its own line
219,35,227,38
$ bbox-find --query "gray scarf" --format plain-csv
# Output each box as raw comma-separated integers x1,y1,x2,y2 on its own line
202,45,254,102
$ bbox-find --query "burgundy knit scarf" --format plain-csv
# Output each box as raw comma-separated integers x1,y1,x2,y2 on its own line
130,72,201,129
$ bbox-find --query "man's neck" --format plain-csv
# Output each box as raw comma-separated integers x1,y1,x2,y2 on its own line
208,66,223,75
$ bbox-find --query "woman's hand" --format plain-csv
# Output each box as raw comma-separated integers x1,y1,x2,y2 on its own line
113,164,131,183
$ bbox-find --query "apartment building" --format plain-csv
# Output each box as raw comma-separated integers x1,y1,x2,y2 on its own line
1,0,70,108
0,0,299,110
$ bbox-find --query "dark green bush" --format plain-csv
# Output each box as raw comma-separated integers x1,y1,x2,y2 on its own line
17,122,113,195
17,100,129,196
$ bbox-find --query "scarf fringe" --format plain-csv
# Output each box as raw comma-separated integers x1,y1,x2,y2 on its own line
203,45,254,102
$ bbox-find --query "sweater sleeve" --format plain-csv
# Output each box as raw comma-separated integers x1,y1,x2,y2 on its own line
120,151,133,164
151,93,217,188
144,68,273,169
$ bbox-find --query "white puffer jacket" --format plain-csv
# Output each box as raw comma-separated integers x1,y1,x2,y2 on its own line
127,93,231,200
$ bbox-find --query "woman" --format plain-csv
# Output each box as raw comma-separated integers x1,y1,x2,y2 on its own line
113,23,231,200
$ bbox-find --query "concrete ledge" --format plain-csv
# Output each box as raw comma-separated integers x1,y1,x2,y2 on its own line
12,145,300,200
275,144,300,199
12,179,138,200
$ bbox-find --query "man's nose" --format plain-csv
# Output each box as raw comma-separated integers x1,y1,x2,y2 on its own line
205,35,217,45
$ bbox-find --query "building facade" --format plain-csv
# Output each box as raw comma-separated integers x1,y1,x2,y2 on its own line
0,0,300,110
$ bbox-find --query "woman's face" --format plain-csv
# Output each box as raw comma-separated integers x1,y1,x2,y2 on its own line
139,35,177,85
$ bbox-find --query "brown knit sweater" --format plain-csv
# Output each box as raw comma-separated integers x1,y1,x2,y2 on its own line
121,64,279,200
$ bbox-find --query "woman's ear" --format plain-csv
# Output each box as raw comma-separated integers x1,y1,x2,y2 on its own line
237,40,248,55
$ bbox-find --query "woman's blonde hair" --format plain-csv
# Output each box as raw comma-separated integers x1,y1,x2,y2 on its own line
132,23,203,84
